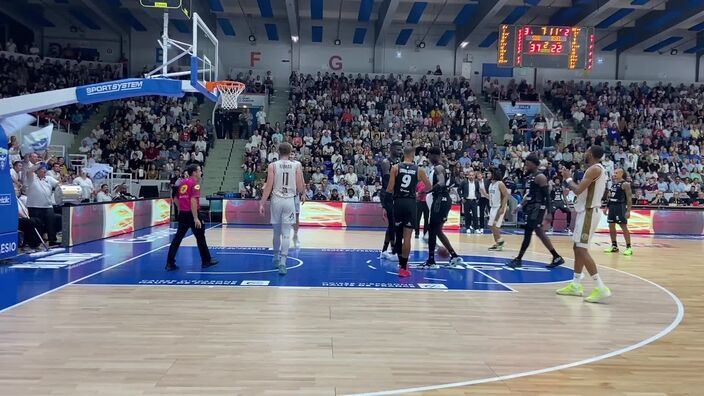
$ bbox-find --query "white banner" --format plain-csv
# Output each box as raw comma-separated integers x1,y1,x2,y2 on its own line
84,163,113,182
237,94,267,108
21,124,53,153
0,113,35,136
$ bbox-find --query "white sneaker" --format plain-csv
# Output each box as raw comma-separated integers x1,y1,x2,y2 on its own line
465,228,474,234
422,233,429,242
567,229,574,236
475,229,483,234
547,228,554,235
449,256,465,268
381,251,398,261
293,236,301,248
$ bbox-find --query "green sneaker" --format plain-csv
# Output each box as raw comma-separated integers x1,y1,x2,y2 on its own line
604,246,619,253
556,282,584,297
278,259,287,275
585,287,612,303
273,257,280,269
623,247,633,256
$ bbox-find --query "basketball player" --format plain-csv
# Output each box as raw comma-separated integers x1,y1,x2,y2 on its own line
259,143,305,275
424,147,463,267
604,168,633,256
506,154,565,269
166,164,218,271
487,167,509,251
558,145,611,303
380,141,404,261
385,146,431,277
549,178,573,235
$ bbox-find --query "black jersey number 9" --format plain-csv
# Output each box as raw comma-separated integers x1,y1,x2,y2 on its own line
400,174,412,189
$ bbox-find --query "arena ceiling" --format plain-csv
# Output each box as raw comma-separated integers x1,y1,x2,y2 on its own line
2,0,704,54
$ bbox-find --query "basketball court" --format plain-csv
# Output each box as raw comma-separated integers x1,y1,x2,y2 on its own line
0,224,696,395
0,3,701,394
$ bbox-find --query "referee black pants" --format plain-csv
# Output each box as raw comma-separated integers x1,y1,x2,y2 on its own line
166,211,212,265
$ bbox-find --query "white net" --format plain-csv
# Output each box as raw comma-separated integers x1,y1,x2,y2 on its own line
217,82,245,110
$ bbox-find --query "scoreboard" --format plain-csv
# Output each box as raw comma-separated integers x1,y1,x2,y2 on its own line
497,25,595,70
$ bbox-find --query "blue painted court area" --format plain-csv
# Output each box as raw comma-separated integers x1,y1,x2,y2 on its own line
79,247,572,291
0,224,575,312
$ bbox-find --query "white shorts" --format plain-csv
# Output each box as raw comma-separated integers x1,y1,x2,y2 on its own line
270,197,296,224
573,208,602,248
487,207,506,228
294,195,301,214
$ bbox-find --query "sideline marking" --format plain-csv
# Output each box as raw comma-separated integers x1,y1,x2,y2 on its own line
345,254,684,396
0,224,222,315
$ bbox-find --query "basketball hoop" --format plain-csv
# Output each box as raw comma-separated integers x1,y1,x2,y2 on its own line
206,81,245,110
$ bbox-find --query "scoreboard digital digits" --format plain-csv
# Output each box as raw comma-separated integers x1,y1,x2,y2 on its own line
497,25,595,70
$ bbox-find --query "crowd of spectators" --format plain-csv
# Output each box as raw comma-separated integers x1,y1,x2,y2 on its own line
10,149,140,251
0,50,123,133
544,80,704,206
239,72,704,208
240,71,494,201
9,93,212,252
77,94,213,182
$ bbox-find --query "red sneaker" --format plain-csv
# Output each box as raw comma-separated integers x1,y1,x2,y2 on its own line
398,268,411,277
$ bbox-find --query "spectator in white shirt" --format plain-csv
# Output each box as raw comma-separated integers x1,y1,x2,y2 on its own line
191,151,204,165
25,165,59,245
256,110,267,126
343,188,359,202
29,42,39,55
343,166,358,186
47,163,62,181
194,136,207,153
73,170,94,202
11,161,22,196
5,38,17,53
96,184,112,202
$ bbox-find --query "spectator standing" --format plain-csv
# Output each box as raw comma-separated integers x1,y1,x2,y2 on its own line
25,165,59,246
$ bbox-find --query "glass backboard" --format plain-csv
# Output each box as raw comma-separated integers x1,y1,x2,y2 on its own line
190,13,219,102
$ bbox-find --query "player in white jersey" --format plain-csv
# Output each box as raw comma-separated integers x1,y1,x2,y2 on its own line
559,145,611,303
486,168,509,251
260,143,304,275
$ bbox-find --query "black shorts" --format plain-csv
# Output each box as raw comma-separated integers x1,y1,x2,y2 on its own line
430,193,452,225
524,204,546,229
551,200,569,213
607,204,627,224
381,193,394,228
393,198,417,229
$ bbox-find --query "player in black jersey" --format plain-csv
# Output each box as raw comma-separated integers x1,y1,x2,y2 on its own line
604,168,633,256
507,154,565,269
386,146,431,277
549,178,573,235
424,147,464,268
380,141,404,261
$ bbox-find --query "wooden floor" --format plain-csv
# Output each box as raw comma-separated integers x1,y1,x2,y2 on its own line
0,227,701,395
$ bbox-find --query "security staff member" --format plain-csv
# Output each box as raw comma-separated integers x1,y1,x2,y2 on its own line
165,164,218,271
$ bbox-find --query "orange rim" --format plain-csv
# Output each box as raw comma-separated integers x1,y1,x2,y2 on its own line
205,80,245,93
